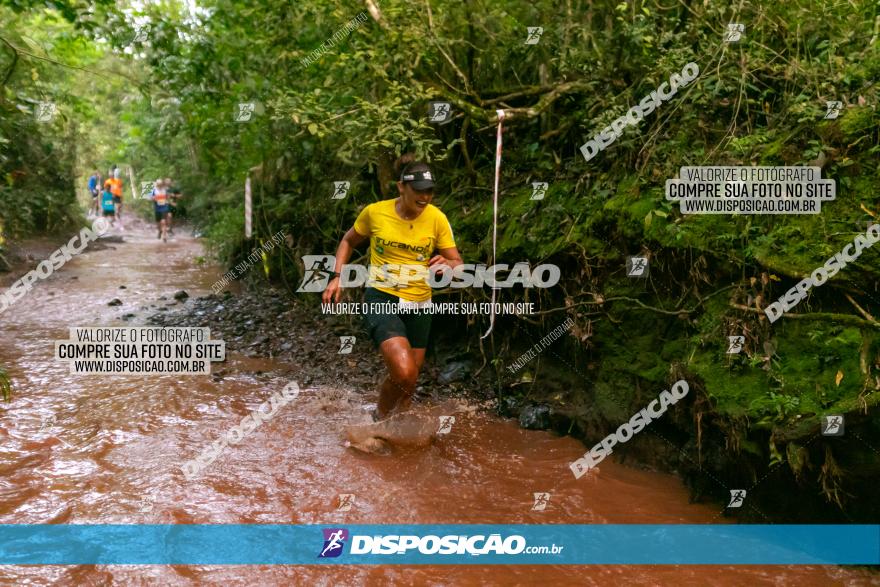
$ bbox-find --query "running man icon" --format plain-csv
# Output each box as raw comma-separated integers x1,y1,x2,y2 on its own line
531,492,550,511
338,336,356,354
727,489,746,508
319,528,349,558
822,415,844,436
627,256,649,278
297,255,335,292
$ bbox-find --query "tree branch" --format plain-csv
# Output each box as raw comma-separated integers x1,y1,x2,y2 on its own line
844,293,878,324
424,0,474,97
1,36,19,87
730,303,880,329
0,35,146,91
427,78,595,127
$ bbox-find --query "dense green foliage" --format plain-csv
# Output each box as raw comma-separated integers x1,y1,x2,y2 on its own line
0,0,121,238
2,0,879,509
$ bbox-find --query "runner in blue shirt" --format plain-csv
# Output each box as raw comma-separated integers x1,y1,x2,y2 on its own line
87,170,101,215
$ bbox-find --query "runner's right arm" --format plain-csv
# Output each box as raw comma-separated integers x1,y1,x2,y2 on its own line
322,228,367,304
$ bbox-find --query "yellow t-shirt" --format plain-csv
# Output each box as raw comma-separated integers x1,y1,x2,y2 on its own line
353,199,456,302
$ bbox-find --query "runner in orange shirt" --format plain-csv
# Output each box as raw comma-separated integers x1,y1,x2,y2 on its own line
106,167,124,229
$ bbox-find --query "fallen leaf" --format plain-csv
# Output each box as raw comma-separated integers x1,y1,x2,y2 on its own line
835,370,844,386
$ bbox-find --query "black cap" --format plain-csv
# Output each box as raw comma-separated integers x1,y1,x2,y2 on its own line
400,164,435,191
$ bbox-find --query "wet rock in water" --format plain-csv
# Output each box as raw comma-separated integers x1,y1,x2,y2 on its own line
108,299,123,307
121,313,136,321
438,360,472,384
158,295,167,301
519,404,551,430
173,290,189,301
498,396,520,418
119,285,127,289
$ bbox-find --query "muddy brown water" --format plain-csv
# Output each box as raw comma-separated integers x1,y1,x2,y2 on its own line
0,218,876,585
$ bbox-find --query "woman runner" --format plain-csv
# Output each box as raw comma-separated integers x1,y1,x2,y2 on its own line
322,154,463,420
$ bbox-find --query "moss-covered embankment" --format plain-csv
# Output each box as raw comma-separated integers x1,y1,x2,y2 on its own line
444,251,880,522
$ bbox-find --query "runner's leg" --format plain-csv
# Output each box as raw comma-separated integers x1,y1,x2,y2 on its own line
376,336,419,418
395,347,426,412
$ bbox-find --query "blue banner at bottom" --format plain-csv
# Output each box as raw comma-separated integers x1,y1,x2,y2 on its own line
0,525,876,565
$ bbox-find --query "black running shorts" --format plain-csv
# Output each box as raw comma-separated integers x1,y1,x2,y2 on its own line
362,287,432,349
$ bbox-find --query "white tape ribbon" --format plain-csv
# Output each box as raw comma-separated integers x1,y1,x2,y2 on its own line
481,109,505,339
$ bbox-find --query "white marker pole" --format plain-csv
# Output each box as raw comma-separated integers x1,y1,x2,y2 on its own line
245,176,252,238
481,109,505,339
127,166,137,200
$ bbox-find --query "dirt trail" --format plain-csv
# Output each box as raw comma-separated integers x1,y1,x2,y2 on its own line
0,217,875,585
